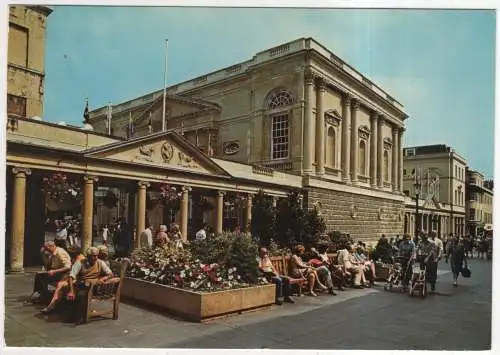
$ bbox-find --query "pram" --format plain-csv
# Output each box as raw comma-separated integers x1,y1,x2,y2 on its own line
384,256,412,292
408,255,429,299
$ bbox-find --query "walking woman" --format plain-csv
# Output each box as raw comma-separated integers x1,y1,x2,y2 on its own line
445,236,468,288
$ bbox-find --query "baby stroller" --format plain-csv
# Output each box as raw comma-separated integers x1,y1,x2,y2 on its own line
409,256,428,299
384,256,412,292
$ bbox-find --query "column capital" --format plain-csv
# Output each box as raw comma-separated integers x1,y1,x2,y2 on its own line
342,93,352,107
83,175,99,183
181,185,192,193
12,167,31,176
398,126,406,134
370,110,380,120
304,68,316,85
351,99,360,110
315,77,327,92
217,190,226,197
137,181,151,188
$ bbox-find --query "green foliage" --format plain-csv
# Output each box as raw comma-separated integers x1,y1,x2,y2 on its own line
250,190,276,246
267,238,291,256
189,232,260,284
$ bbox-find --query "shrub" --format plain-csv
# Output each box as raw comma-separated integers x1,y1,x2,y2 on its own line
250,190,276,246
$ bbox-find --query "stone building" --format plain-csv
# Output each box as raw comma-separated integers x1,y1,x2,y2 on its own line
7,5,52,119
402,144,467,237
466,169,494,235
90,37,409,240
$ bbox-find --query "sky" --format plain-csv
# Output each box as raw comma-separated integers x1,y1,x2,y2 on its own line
41,6,496,178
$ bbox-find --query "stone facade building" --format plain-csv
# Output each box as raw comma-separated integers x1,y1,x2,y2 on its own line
402,144,467,237
7,5,52,119
90,38,409,240
466,169,494,235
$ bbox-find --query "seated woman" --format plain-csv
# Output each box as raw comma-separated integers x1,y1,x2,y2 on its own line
40,247,113,315
353,246,377,286
311,245,345,291
257,248,294,305
289,245,327,297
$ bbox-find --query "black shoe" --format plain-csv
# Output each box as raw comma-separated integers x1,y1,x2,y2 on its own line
275,299,283,306
337,285,345,291
284,297,295,304
431,284,436,292
353,284,364,289
328,288,337,296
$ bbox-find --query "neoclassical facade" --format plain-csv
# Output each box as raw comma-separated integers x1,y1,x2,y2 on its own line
90,38,409,240
466,169,494,235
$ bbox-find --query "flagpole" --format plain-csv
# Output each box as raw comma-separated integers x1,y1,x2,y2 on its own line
162,39,169,132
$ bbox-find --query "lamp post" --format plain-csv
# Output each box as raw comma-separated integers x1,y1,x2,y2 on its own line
414,169,422,238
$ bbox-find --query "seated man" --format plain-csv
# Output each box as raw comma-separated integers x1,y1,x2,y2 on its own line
311,245,346,291
337,243,365,289
353,246,377,286
97,245,110,266
28,241,72,302
40,247,113,316
257,248,294,305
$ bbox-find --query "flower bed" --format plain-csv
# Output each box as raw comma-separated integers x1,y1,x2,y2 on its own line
121,278,275,322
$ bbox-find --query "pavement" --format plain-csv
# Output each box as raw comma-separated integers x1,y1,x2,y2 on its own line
3,258,493,350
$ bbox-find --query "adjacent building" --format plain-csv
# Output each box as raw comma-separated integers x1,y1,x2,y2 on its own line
7,5,52,119
466,169,494,235
402,144,467,237
90,37,409,240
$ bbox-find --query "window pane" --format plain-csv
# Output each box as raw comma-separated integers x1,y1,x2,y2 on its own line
272,114,289,159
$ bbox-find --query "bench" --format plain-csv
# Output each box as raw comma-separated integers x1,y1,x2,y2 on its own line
80,258,129,324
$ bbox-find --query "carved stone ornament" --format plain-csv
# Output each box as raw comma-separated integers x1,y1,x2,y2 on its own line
178,151,196,168
383,137,393,150
161,142,174,163
398,209,404,222
358,125,371,140
378,207,384,220
325,109,342,126
223,140,240,155
136,145,155,162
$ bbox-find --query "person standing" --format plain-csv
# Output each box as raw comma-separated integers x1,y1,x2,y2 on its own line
195,224,208,241
101,224,109,246
445,236,468,287
397,234,416,290
416,234,438,292
139,222,153,248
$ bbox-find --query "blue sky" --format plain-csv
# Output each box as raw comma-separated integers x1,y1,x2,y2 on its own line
43,7,496,178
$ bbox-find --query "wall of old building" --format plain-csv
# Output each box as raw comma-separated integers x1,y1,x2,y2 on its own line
307,187,404,242
7,6,51,119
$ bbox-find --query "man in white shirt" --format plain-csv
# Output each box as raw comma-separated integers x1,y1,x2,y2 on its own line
195,224,208,241
428,232,444,292
337,243,365,288
139,223,153,248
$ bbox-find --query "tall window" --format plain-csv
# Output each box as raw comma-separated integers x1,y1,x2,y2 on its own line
358,140,366,176
271,114,289,159
383,150,389,182
8,23,29,67
326,127,336,167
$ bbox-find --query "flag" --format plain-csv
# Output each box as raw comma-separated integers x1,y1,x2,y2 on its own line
83,99,90,124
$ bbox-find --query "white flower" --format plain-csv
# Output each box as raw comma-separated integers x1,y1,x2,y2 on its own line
180,271,185,278
228,275,233,280
217,277,222,282
237,275,241,280
190,282,195,288
207,282,211,288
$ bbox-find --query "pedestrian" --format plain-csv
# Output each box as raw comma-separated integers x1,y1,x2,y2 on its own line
416,234,438,292
445,236,468,287
139,222,153,248
102,224,109,246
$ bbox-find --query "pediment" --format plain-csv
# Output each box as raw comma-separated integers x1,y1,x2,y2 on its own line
422,194,441,210
84,131,228,176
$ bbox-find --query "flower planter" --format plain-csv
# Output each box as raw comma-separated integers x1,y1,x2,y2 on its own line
122,277,275,322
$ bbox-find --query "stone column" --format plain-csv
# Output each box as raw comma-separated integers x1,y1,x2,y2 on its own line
398,128,405,192
9,167,31,272
215,191,225,234
303,72,315,174
341,94,351,182
392,126,399,191
135,181,150,248
370,111,378,187
350,99,360,182
81,175,98,252
272,196,277,208
315,78,326,175
245,194,253,232
180,186,190,242
377,116,384,188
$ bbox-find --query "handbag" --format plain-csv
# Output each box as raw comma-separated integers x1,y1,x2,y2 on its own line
461,266,471,278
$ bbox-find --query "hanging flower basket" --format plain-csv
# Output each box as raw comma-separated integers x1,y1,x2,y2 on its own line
159,184,180,203
42,172,81,202
225,193,247,211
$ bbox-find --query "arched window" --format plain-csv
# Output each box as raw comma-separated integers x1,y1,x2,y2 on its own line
383,150,389,182
358,140,366,176
326,127,336,167
266,89,295,110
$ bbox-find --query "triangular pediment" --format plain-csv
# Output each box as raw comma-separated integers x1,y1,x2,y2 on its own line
84,130,228,176
422,194,441,210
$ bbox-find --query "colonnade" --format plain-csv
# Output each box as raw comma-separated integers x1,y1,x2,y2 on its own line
303,73,404,192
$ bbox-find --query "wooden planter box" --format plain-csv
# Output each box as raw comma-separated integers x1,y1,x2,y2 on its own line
122,277,275,322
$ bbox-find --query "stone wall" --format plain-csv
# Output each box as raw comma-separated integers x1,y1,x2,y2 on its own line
306,186,404,242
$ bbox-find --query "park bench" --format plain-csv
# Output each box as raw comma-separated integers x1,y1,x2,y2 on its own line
79,258,129,324
269,253,338,295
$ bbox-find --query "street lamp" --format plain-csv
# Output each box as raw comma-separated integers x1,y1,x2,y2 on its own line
414,169,422,238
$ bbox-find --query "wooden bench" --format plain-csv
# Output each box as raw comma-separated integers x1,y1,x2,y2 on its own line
80,258,129,324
